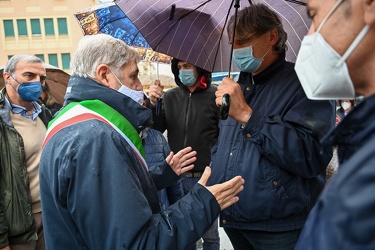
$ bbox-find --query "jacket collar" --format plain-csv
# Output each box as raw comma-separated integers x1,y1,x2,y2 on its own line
63,76,153,133
321,94,375,162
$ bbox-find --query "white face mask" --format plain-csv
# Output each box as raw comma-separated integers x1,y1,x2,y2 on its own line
112,72,144,105
295,0,371,100
341,101,351,111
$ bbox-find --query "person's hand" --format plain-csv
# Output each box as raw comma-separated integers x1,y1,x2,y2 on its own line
215,77,252,124
148,80,164,106
198,167,244,210
166,146,196,175
0,245,10,250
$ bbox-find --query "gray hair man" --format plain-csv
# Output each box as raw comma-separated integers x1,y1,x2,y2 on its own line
40,34,244,249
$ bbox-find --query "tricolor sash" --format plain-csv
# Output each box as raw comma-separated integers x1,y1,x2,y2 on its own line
43,100,147,168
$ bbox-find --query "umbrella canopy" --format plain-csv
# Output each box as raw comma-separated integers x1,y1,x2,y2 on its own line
115,0,310,72
0,64,70,105
74,1,173,64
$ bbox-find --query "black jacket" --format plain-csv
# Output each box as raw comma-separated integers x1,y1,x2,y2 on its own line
149,59,220,172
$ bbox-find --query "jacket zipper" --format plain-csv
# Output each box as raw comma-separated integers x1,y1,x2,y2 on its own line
183,93,192,147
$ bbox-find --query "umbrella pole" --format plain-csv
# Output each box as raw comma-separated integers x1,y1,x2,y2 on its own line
221,0,240,120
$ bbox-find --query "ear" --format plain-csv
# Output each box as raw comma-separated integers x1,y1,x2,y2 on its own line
3,72,12,85
364,0,375,25
95,64,110,87
269,28,278,46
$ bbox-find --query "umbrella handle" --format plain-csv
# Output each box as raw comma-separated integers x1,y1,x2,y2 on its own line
220,94,230,120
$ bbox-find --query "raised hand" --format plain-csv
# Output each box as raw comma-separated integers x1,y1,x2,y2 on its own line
166,146,197,175
198,166,244,210
148,79,164,106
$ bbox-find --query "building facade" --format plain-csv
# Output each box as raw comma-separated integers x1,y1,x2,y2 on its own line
0,0,97,72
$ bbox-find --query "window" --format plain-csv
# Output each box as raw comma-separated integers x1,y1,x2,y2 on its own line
61,53,70,69
36,54,45,62
4,20,15,37
48,54,58,67
57,18,68,35
17,19,28,36
44,18,55,35
31,19,41,35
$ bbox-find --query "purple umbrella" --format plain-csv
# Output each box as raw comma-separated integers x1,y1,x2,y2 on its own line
115,0,310,73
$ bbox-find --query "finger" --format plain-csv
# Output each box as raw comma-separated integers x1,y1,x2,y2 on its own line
178,150,197,162
214,176,245,202
220,196,240,210
180,156,197,168
198,166,211,186
216,97,222,107
174,146,193,158
154,79,161,86
180,164,194,174
166,151,174,165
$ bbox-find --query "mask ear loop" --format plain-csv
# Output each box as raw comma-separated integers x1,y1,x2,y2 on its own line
337,24,371,66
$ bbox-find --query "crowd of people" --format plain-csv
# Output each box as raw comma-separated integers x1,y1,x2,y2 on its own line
0,0,374,249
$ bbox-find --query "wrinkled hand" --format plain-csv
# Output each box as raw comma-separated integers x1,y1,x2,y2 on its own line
149,80,164,106
198,167,244,210
166,146,196,176
215,77,252,124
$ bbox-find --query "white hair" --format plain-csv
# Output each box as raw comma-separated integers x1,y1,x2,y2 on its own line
70,34,141,78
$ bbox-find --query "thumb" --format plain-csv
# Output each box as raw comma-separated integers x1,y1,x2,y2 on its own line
166,151,174,165
198,166,211,186
154,79,161,86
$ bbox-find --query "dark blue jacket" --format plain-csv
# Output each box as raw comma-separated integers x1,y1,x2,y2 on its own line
143,129,184,209
209,54,335,232
40,76,220,249
296,94,375,249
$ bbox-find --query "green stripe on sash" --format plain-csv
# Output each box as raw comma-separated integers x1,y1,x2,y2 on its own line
50,100,145,158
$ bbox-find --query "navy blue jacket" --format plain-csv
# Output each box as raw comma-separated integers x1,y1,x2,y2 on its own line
40,76,220,249
209,54,335,232
296,94,375,249
143,129,184,209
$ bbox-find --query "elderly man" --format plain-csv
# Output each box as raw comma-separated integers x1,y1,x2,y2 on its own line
0,54,51,250
39,34,244,249
209,4,335,250
294,0,375,249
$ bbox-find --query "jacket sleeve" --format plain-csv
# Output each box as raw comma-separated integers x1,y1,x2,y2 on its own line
146,98,167,133
55,126,219,250
243,97,335,178
0,211,9,248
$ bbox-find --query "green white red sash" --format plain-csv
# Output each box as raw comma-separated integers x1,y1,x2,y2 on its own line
43,100,147,168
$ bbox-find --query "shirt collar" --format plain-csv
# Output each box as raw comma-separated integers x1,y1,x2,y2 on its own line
4,97,42,121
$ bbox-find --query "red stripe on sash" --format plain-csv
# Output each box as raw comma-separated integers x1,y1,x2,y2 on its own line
43,113,109,148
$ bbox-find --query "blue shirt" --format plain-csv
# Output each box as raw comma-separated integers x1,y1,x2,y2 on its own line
5,97,42,121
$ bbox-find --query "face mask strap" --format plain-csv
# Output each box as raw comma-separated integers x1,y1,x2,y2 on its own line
337,24,371,65
317,0,344,33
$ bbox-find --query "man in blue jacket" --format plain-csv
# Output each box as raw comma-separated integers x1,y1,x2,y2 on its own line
210,4,335,250
39,34,245,249
294,0,375,249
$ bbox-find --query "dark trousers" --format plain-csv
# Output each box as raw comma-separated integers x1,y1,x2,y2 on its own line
224,228,301,250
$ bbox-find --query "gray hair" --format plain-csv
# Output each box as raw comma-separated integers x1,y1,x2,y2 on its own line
70,34,141,78
228,4,288,55
4,54,43,76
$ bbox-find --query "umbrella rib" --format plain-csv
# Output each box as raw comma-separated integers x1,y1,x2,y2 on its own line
207,0,235,72
152,0,212,49
284,0,307,6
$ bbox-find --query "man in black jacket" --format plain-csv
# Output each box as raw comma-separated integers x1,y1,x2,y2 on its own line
148,58,221,250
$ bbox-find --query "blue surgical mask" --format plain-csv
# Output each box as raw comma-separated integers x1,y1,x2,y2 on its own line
232,35,270,73
10,75,42,102
179,69,197,86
